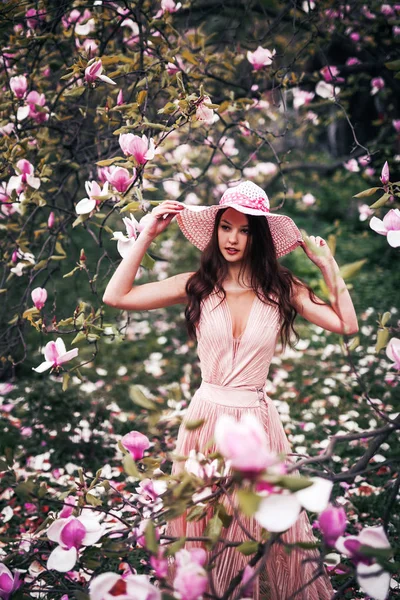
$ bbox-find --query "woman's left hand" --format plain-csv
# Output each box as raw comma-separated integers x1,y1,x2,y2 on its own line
300,235,335,269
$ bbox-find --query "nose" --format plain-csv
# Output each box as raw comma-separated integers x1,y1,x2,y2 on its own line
228,230,239,244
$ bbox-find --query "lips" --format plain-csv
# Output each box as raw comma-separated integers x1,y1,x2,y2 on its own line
226,247,239,253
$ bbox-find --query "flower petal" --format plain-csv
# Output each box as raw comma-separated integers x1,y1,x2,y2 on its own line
357,562,390,600
387,230,400,247
58,348,79,364
47,545,77,572
75,198,96,215
369,216,387,235
255,494,301,532
32,361,54,373
295,477,333,513
98,74,117,85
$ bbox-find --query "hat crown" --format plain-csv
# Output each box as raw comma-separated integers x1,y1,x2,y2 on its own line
219,181,270,212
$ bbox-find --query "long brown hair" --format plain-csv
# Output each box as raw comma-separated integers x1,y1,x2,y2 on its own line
184,208,326,351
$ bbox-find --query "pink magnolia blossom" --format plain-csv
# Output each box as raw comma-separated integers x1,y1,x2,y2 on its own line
47,510,105,572
150,549,168,579
62,8,91,29
393,25,400,36
318,505,347,546
369,208,400,247
371,77,385,95
349,32,360,42
195,95,215,126
32,338,79,373
393,120,400,133
105,166,135,193
346,57,361,66
121,430,150,460
31,287,47,310
10,75,28,99
358,204,374,222
185,449,220,480
247,46,276,70
119,134,155,164
0,383,15,395
7,159,40,196
116,89,124,105
0,123,15,136
241,565,255,597
76,38,99,55
292,88,315,110
47,211,55,228
214,413,279,474
386,337,400,370
26,7,46,29
315,81,339,99
320,65,344,83
17,90,49,123
255,477,333,532
89,572,161,600
302,193,316,206
59,496,77,518
112,214,142,258
380,161,390,185
0,563,22,600
160,0,182,13
335,526,391,600
381,4,395,16
75,180,109,215
344,158,360,172
173,549,208,600
84,60,116,86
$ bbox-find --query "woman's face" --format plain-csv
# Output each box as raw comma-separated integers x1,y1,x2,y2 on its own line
217,208,250,263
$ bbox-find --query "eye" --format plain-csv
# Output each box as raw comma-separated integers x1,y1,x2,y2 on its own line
241,229,249,234
221,225,230,230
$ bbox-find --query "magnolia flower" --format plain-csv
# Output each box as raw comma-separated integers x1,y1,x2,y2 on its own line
89,573,161,600
119,134,155,164
116,89,124,105
320,65,344,83
344,158,360,172
84,60,116,86
26,7,45,29
10,75,27,99
255,477,333,532
241,565,256,598
302,193,316,206
17,91,49,123
7,159,40,196
371,77,385,95
335,526,391,600
160,0,182,12
32,338,79,373
185,449,220,480
0,564,22,599
31,287,47,310
75,180,109,215
292,88,315,110
0,123,15,136
358,204,374,222
105,166,135,193
47,211,55,228
315,81,340,99
173,549,208,600
10,250,35,276
369,209,400,248
196,95,215,126
247,46,276,70
393,120,400,133
380,161,390,185
112,214,141,258
386,337,400,370
214,413,280,475
47,511,106,572
121,430,150,460
150,548,168,579
318,505,347,546
59,495,77,518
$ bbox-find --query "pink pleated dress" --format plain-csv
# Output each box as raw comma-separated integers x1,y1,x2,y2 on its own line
166,289,334,599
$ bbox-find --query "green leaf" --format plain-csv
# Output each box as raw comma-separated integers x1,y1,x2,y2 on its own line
184,419,205,431
375,329,389,353
237,540,259,555
129,385,158,410
62,373,70,392
348,336,360,351
381,312,391,327
339,259,367,280
120,201,141,213
216,503,232,528
237,489,261,517
144,520,158,554
85,493,102,507
370,193,391,209
277,475,314,492
353,187,381,198
187,505,206,522
63,267,80,278
71,331,86,345
203,513,223,548
165,537,186,556
63,86,85,98
385,59,400,70
122,454,141,479
96,156,125,166
0,459,8,472
73,592,90,600
141,252,155,270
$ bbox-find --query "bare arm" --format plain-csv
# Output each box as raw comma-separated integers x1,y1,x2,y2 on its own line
292,259,359,336
102,200,194,310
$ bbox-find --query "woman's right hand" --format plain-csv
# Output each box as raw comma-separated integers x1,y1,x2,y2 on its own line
139,200,185,240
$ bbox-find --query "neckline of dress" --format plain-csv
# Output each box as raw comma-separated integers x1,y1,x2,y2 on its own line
218,290,258,342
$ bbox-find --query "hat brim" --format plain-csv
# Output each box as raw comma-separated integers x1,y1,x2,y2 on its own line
176,204,304,258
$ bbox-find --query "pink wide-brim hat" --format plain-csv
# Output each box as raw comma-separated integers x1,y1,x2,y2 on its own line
176,180,304,258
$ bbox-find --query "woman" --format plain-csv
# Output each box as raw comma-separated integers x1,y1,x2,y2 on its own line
103,181,358,599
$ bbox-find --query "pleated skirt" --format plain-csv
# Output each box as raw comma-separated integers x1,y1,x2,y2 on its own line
165,381,334,600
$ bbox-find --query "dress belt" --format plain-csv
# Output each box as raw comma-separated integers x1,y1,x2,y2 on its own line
198,380,269,409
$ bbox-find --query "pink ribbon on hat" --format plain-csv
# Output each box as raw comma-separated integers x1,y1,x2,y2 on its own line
219,193,270,213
